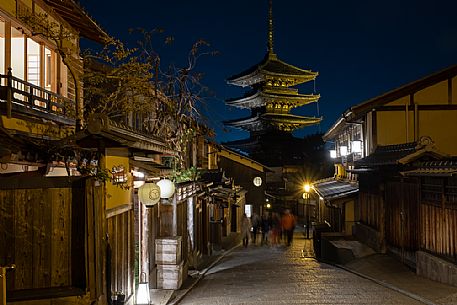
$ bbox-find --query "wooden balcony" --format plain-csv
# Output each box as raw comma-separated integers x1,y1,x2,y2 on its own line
0,69,75,126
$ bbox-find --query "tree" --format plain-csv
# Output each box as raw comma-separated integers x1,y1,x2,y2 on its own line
83,29,217,169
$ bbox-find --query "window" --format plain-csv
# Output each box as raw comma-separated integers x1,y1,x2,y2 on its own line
11,27,25,80
0,19,5,75
44,47,54,91
27,38,40,86
445,177,457,209
421,177,442,206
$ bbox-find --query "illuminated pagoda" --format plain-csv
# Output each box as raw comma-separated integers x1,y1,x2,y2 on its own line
224,0,321,166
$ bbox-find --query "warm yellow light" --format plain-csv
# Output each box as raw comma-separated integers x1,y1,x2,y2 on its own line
266,203,271,209
304,183,311,193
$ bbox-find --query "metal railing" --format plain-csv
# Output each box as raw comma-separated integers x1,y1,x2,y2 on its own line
0,68,75,124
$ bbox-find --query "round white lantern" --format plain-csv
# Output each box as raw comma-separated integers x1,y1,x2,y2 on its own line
253,176,262,187
157,178,175,199
138,182,161,207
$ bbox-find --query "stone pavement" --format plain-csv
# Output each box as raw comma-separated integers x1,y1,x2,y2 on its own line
341,254,457,305
152,230,457,305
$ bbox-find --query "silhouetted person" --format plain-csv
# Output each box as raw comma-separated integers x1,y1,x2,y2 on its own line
270,212,281,246
241,213,251,247
251,212,260,244
260,213,270,245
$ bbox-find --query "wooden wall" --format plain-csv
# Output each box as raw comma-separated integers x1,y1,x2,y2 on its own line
107,207,135,301
420,203,457,262
0,188,72,290
0,177,88,302
357,191,383,231
385,180,419,251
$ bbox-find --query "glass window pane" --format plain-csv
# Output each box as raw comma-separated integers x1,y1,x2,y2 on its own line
0,19,5,75
27,38,40,86
11,27,24,80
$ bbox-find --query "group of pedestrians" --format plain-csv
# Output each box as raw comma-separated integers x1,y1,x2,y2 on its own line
241,209,297,247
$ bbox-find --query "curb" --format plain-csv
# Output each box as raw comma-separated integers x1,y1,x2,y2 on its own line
335,263,438,305
166,243,241,305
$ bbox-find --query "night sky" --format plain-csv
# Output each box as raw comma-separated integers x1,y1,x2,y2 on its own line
79,0,457,144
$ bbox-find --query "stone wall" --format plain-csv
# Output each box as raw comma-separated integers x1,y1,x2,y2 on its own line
353,222,385,253
417,251,457,287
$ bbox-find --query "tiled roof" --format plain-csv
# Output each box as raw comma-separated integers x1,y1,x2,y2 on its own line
227,52,317,86
313,178,359,201
354,142,417,168
401,160,457,177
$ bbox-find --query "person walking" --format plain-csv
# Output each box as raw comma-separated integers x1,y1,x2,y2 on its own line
251,212,260,245
281,209,296,246
260,213,270,246
241,213,252,248
270,212,281,246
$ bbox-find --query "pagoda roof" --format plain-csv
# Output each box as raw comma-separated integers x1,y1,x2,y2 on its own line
227,52,318,87
224,113,321,132
226,89,320,109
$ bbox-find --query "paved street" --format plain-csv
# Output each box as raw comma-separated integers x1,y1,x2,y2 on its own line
177,234,424,305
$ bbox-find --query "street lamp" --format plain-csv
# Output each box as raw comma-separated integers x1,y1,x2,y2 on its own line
303,183,311,193
303,183,312,239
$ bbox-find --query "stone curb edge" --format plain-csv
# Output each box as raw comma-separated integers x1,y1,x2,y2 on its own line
335,263,438,305
166,243,242,305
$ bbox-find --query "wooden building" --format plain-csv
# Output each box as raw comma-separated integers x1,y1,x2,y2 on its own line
323,64,457,286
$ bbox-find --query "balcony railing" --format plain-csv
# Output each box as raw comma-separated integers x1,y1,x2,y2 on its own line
0,69,75,125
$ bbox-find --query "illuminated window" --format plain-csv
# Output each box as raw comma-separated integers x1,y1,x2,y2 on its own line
44,47,54,91
0,19,5,75
11,27,25,80
112,165,127,184
27,38,40,86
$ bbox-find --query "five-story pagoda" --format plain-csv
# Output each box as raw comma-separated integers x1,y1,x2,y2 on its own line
224,0,321,166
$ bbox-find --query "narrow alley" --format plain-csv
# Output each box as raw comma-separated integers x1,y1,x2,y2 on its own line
174,232,425,305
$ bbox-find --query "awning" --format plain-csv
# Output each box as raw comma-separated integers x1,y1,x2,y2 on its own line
313,178,358,201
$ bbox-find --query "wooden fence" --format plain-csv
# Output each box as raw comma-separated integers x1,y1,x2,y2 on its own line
421,203,457,262
0,177,87,301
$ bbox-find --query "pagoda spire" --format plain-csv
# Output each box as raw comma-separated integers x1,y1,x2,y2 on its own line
268,0,274,54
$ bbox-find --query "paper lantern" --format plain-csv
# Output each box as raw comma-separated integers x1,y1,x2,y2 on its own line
253,176,262,187
157,178,175,199
138,182,160,207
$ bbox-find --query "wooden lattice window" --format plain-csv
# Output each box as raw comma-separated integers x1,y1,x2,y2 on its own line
421,177,443,206
445,177,457,209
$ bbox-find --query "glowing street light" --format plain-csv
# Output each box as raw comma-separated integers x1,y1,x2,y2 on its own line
304,183,311,193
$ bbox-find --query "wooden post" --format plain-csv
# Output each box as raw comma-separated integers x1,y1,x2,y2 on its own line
6,68,12,118
0,267,5,305
0,264,15,305
172,194,177,236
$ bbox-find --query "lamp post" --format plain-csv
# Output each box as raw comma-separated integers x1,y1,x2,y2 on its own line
303,183,311,239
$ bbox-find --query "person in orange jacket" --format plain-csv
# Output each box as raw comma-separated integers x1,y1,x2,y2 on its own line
281,209,296,246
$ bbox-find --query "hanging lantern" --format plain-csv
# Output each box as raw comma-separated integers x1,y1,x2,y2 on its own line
138,182,161,207
157,178,175,199
253,176,262,187
136,272,150,305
